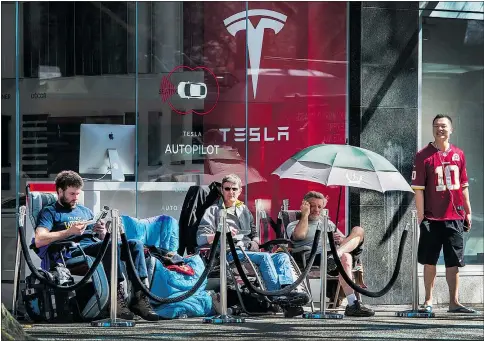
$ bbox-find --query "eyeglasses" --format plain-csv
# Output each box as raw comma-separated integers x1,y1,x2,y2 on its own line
224,187,239,192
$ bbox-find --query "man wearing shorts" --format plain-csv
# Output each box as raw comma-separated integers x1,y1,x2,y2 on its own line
286,191,374,317
412,114,475,314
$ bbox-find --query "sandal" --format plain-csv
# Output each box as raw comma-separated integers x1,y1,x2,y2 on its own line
447,306,477,314
419,305,433,313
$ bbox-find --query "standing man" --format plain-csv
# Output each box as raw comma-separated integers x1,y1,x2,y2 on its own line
412,114,475,314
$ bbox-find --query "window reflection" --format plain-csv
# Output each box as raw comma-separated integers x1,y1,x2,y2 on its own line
422,16,484,265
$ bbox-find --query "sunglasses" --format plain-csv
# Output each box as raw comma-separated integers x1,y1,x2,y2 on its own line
223,187,239,192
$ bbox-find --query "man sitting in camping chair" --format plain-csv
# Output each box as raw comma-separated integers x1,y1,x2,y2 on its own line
196,174,310,317
34,170,158,321
286,191,375,317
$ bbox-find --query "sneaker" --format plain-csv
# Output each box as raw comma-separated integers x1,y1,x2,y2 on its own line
272,291,310,308
116,284,135,320
344,300,375,317
283,306,304,318
326,254,338,272
129,290,159,321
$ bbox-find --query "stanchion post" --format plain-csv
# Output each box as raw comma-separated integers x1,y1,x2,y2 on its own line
109,210,119,322
320,209,328,316
255,199,261,243
396,210,434,318
12,206,26,317
282,199,289,211
411,210,419,312
303,209,343,319
219,209,228,316
203,209,244,324
92,209,135,327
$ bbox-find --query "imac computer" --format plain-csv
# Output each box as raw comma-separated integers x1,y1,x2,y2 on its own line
79,124,136,182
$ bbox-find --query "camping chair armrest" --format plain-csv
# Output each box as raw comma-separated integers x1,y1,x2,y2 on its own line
290,245,312,255
259,238,294,250
48,240,79,252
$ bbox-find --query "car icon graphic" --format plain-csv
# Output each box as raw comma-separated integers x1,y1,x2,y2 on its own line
177,81,207,99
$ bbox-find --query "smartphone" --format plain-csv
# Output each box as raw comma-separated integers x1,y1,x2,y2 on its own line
81,206,110,230
81,219,97,226
463,219,470,232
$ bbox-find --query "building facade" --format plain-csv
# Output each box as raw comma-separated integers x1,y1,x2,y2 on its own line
1,1,483,309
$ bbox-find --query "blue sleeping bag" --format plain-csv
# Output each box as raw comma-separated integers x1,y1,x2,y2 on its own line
121,214,214,319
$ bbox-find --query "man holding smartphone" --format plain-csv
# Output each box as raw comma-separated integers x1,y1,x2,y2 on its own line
34,170,159,321
411,114,475,314
286,191,374,317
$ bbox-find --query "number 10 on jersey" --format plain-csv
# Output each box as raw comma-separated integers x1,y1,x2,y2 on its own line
435,165,460,191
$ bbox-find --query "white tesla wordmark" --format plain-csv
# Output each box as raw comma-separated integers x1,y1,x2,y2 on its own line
224,9,287,99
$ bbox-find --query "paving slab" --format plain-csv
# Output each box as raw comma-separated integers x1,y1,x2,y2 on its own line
21,305,483,341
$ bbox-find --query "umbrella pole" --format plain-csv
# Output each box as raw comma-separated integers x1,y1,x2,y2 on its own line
396,210,434,318
303,209,343,320
335,187,342,230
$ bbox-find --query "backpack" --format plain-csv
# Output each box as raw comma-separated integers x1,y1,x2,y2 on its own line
22,257,109,323
178,182,221,256
21,266,78,323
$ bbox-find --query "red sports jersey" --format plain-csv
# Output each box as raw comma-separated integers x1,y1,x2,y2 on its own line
411,143,468,220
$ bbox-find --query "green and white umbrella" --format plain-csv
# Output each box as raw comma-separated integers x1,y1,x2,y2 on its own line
272,144,413,193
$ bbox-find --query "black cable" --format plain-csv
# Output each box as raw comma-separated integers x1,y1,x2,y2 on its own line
226,230,320,296
18,220,112,291
120,231,221,304
327,228,408,297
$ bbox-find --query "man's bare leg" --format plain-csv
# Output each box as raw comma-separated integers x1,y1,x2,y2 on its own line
337,226,364,257
446,266,463,310
338,253,355,296
423,264,436,306
335,249,375,316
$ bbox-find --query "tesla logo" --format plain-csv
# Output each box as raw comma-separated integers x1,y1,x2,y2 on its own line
108,133,114,140
219,127,289,142
346,172,363,185
224,9,287,99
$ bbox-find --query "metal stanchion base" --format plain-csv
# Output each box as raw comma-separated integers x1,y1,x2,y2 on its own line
203,314,245,324
91,318,136,327
396,310,435,318
303,311,344,319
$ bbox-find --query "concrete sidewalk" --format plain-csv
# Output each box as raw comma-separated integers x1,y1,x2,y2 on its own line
22,305,483,341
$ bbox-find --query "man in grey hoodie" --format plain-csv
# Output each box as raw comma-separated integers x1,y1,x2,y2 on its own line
197,174,309,316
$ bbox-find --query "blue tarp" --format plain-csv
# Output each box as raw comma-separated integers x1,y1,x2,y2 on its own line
121,215,214,319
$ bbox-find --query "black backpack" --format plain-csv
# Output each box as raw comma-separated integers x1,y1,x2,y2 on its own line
178,182,221,256
22,266,78,323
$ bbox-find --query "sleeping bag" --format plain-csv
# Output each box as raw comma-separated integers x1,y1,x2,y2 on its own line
121,214,214,319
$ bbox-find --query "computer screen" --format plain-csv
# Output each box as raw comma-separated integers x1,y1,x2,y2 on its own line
79,124,136,181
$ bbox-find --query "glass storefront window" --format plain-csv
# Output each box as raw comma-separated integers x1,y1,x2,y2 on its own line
198,2,349,236
421,12,484,265
136,1,349,239
2,1,349,284
19,2,139,217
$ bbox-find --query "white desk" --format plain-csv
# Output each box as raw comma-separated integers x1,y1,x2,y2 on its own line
82,181,196,219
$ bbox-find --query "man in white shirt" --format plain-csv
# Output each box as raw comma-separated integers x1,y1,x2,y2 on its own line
286,191,374,317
